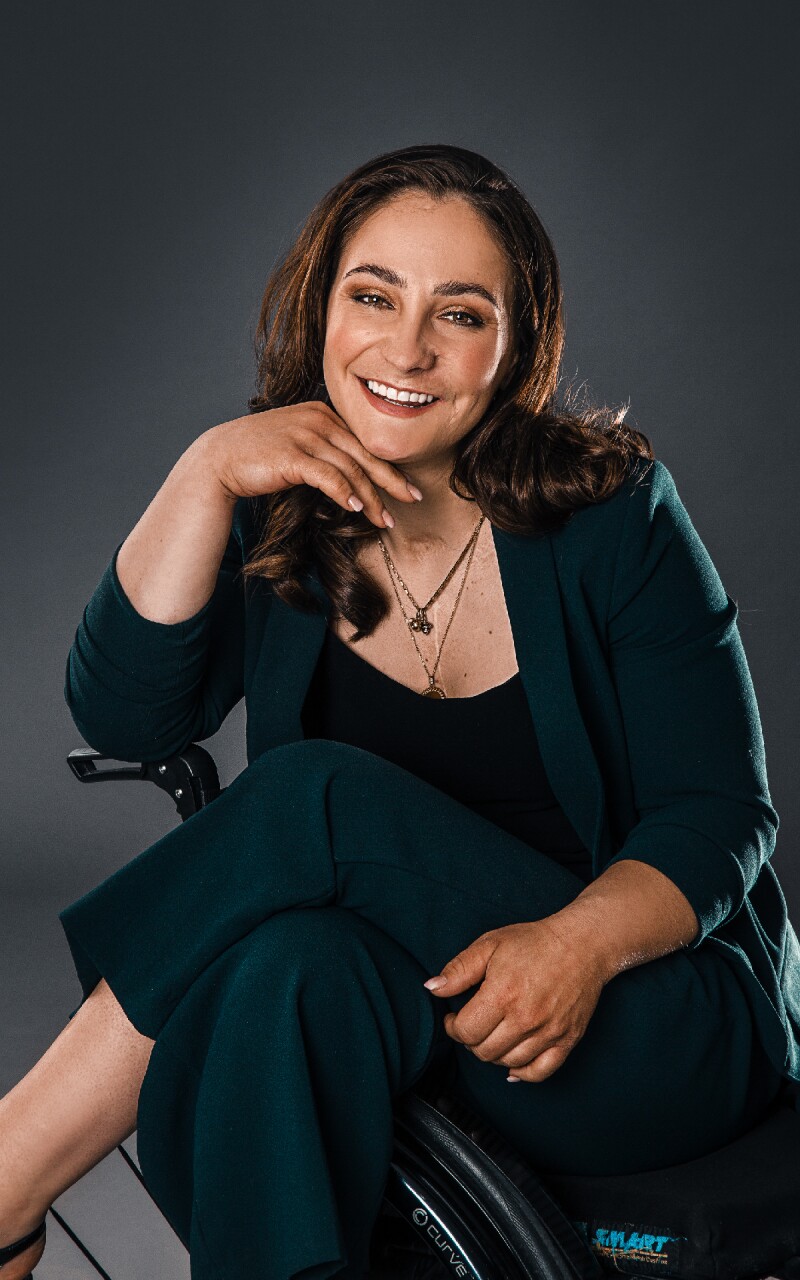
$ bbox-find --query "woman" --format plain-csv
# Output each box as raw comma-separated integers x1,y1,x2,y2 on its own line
1,143,798,1280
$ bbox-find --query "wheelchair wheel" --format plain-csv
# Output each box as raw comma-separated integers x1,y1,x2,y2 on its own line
368,1091,601,1280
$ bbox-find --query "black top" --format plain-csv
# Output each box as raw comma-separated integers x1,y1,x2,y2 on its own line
301,625,593,885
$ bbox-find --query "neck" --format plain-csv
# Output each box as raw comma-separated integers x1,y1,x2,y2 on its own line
380,461,482,557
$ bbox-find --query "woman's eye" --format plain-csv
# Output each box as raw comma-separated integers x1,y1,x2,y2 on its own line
351,293,483,328
445,309,483,328
354,292,390,309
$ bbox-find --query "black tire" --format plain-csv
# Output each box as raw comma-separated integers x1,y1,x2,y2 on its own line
368,1091,601,1280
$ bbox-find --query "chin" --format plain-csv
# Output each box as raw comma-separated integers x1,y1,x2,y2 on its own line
344,414,415,457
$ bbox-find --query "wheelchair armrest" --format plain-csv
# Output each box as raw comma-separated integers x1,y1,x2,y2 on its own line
66,743,221,821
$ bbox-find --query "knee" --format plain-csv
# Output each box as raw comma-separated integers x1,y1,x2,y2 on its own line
262,903,359,956
221,908,437,1093
230,906,370,989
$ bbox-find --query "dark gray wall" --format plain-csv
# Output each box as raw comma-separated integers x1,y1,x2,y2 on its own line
4,1,799,924
6,9,796,1270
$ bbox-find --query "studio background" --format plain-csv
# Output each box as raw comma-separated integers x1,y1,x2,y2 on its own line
3,3,798,1276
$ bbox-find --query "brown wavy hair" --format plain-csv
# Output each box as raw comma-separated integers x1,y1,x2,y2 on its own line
241,142,653,639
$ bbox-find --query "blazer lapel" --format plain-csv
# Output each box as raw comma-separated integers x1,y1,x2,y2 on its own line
490,525,609,871
253,527,609,872
251,573,330,754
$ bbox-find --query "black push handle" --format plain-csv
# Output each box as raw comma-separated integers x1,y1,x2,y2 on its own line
66,743,222,820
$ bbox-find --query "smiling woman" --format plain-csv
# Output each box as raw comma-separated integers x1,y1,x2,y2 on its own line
323,193,517,479
242,144,654,643
4,142,796,1280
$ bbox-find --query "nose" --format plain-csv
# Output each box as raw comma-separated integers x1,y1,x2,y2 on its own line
380,306,437,374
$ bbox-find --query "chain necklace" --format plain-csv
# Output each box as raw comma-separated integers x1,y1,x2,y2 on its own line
377,521,480,636
377,515,486,698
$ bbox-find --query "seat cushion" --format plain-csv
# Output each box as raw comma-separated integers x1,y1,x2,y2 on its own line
540,1099,800,1278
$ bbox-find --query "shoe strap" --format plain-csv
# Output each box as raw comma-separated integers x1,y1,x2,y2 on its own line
0,1218,45,1264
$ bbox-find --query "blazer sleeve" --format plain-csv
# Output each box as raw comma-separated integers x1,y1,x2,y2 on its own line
64,499,250,763
604,459,779,948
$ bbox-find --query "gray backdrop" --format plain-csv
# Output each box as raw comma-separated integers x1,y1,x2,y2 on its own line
3,3,798,1276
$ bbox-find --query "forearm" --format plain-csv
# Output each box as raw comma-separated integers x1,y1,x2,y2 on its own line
115,425,237,624
550,858,700,984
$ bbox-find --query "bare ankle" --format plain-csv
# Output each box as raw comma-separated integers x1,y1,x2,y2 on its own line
0,1217,46,1280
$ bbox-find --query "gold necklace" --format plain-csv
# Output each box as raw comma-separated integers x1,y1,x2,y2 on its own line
377,515,485,698
377,523,479,635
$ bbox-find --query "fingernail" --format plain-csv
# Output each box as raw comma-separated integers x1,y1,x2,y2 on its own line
382,508,395,528
406,483,423,501
348,495,364,511
507,1074,521,1082
424,976,446,990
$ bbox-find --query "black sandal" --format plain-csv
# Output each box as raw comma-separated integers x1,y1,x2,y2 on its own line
0,1218,46,1275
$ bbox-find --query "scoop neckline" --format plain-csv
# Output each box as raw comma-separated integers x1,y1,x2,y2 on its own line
324,624,521,702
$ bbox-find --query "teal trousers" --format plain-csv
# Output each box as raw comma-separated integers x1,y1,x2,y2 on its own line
59,740,783,1280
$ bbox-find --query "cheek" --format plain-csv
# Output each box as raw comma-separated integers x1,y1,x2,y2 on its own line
457,349,502,399
324,312,370,375
323,314,345,358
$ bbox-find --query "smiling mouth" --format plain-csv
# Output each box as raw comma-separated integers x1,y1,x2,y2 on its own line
358,377,439,405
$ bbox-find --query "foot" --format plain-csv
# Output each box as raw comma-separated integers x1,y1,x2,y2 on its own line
0,1209,47,1278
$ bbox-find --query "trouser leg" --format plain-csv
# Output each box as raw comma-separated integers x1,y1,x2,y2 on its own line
59,738,586,1038
59,740,780,1201
134,905,444,1280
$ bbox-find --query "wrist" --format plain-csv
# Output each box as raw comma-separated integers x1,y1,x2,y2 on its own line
548,900,621,986
551,859,700,985
181,426,240,507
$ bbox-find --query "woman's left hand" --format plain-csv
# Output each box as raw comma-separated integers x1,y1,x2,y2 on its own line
424,916,610,1082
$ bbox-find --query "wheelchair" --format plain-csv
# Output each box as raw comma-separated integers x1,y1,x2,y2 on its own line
56,741,800,1280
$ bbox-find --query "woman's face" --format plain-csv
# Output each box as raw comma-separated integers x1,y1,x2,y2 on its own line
322,192,516,472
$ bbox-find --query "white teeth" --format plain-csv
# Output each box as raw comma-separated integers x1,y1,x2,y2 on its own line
366,380,434,404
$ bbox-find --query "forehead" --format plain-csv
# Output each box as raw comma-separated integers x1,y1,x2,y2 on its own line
337,193,512,295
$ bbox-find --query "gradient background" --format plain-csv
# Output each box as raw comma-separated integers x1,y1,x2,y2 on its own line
3,2,798,1276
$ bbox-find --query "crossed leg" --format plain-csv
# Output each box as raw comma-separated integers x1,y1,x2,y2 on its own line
0,739,780,1280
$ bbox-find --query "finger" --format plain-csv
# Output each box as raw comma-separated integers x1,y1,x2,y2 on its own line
316,413,425,506
424,934,498,998
443,1002,507,1050
296,435,401,524
509,1039,579,1084
290,447,394,529
455,1016,550,1066
444,1013,526,1061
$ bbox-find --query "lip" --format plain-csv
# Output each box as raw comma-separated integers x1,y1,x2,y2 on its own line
357,377,439,417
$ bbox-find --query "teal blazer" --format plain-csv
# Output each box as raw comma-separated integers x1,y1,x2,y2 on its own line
65,457,800,1094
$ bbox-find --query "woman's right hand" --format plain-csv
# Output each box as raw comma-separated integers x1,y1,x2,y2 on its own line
205,401,423,527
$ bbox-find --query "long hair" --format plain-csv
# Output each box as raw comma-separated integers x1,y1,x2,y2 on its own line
240,143,653,639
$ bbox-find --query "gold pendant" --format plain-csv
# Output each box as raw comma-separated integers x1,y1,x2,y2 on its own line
422,683,446,699
409,609,433,635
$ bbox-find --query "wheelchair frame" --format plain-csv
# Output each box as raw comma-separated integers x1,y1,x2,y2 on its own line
57,743,800,1280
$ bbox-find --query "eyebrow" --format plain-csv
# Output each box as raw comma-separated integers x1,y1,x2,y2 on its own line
342,262,500,310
